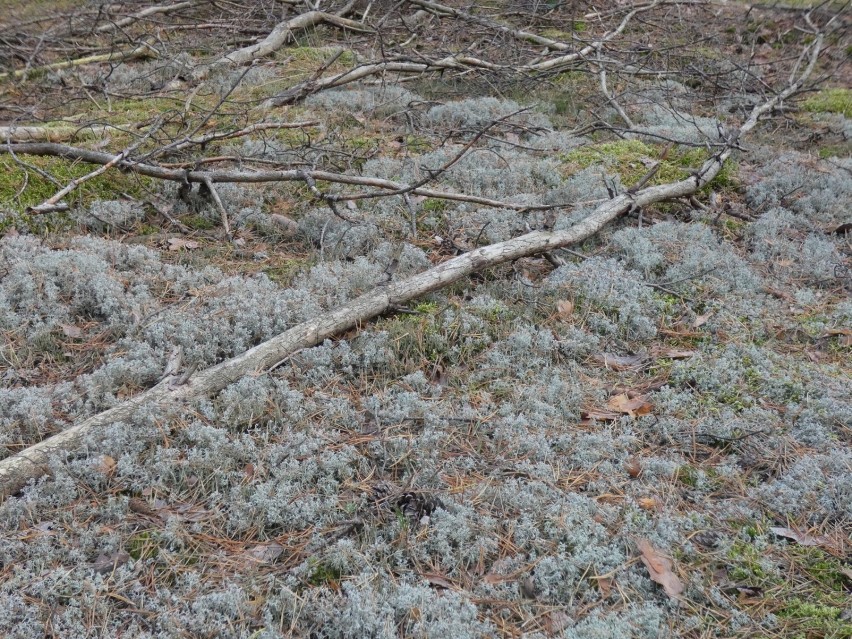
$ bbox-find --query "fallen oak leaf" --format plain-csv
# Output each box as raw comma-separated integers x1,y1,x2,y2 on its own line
636,538,684,598
769,526,842,554
243,542,284,564
592,352,646,370
556,299,575,318
167,237,200,251
607,393,653,417
422,572,455,590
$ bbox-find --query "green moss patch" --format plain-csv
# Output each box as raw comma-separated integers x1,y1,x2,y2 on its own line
560,139,737,190
0,155,151,214
803,88,852,118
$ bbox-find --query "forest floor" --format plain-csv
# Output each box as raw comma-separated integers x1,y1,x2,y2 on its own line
0,1,850,637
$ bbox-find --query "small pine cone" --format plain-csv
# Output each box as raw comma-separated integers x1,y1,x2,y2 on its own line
398,491,444,525
369,480,398,508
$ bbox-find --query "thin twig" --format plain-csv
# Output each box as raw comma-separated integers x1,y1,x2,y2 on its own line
201,176,233,239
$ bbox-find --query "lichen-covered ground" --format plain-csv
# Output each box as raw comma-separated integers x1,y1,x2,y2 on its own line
0,1,850,637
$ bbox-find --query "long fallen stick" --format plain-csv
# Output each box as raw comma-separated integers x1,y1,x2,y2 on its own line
0,40,158,81
0,142,564,212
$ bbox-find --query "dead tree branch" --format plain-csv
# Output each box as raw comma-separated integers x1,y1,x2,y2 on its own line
0,124,111,143
93,1,196,33
0,142,564,212
0,50,821,497
199,10,371,78
0,39,159,80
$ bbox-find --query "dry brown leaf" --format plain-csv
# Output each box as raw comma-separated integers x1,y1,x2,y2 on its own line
594,575,613,598
243,542,284,564
60,323,83,339
243,463,256,482
638,497,659,511
625,458,642,478
91,550,131,574
693,311,714,328
128,497,160,518
482,573,514,585
167,238,200,251
171,502,213,522
607,393,653,417
637,538,684,598
546,610,572,633
96,455,116,476
422,572,454,589
770,526,841,553
556,299,574,318
519,575,537,599
269,213,299,236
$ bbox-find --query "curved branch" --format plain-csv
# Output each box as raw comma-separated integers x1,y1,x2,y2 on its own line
199,10,371,78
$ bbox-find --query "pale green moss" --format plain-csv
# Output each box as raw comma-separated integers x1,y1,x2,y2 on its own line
560,139,737,190
803,88,852,118
0,155,152,214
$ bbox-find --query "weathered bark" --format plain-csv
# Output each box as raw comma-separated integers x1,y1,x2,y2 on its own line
0,125,110,143
0,40,158,80
199,11,370,79
0,142,558,212
93,1,196,33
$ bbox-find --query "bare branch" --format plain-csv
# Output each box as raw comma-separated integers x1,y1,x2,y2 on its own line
0,142,565,212
93,1,196,34
0,124,112,143
201,10,371,76
0,39,159,80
